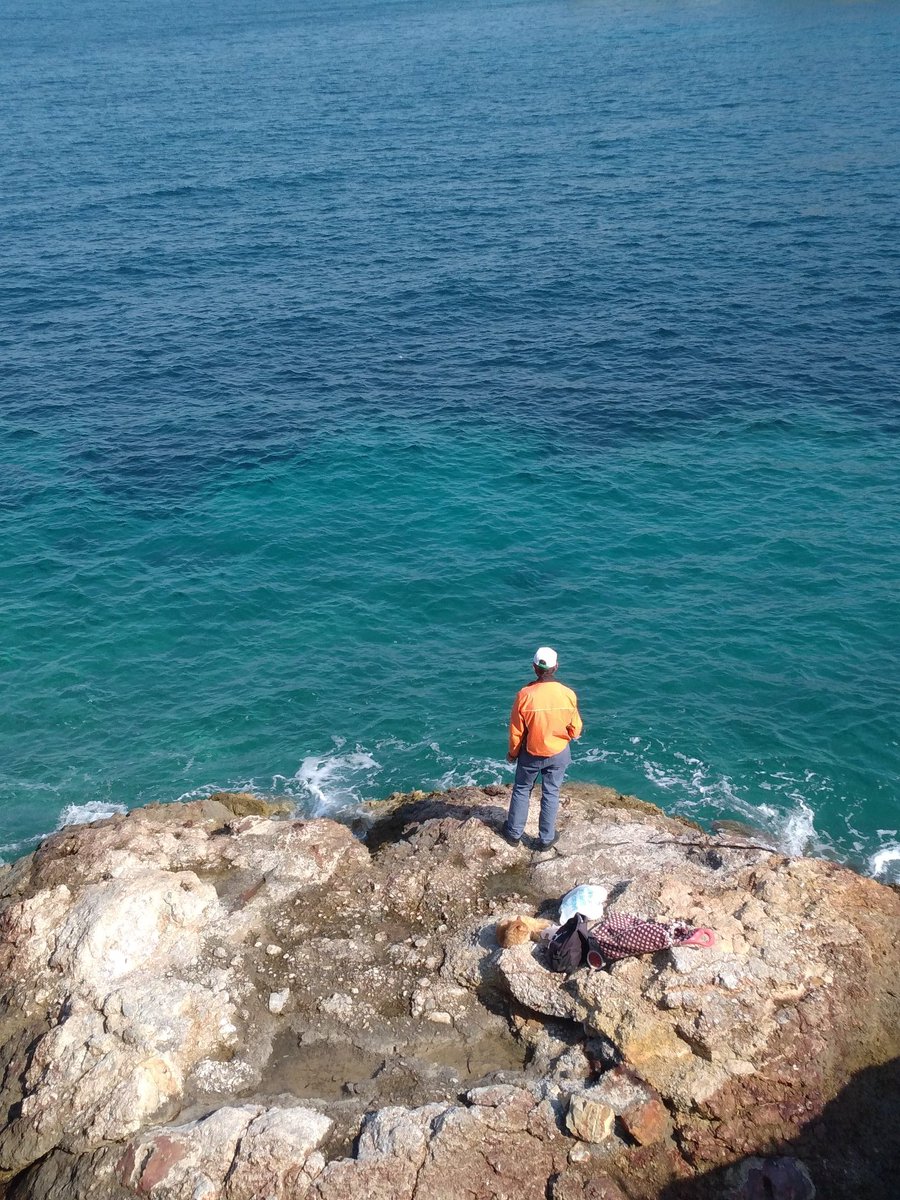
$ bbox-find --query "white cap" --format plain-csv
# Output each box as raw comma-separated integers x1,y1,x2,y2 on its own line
533,646,558,669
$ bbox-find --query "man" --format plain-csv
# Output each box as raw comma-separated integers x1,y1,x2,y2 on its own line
502,646,583,850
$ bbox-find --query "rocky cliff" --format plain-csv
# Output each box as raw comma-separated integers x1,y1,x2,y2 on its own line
0,784,897,1199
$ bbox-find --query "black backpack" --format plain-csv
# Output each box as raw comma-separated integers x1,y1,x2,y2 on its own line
546,913,590,973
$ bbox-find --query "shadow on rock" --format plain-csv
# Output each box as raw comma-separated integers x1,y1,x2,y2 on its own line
661,1057,900,1200
362,789,508,853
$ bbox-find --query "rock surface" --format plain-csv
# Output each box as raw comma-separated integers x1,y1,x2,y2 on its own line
0,783,897,1199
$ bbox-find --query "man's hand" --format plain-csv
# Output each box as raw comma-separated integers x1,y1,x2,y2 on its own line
506,752,518,763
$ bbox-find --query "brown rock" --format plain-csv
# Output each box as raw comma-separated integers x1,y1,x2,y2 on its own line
552,1174,627,1200
136,1135,186,1191
207,791,294,817
620,1097,672,1146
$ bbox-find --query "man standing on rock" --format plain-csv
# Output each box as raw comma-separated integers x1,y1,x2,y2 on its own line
502,646,582,850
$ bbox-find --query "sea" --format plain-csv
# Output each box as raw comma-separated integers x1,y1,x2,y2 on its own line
1,0,898,883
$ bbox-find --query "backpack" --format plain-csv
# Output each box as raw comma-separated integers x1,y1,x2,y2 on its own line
546,913,591,973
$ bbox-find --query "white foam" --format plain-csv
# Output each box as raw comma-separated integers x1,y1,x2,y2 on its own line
869,843,900,884
641,755,744,808
0,834,44,861
436,757,510,790
642,762,681,790
778,797,818,858
174,783,228,803
581,747,614,763
56,801,127,829
582,735,836,862
673,752,703,767
287,750,381,816
173,780,266,804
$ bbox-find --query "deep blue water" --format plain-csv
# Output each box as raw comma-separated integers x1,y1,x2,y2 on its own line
2,0,899,880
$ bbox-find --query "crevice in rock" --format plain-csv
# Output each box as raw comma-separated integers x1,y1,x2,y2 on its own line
220,1113,256,1192
2,1149,53,1200
0,1024,49,1138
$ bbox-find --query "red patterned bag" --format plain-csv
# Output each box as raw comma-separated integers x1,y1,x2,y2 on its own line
587,913,715,969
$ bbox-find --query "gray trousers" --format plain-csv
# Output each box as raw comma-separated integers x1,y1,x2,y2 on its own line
505,744,571,843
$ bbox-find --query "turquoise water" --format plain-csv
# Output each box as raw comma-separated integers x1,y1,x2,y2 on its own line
2,0,898,880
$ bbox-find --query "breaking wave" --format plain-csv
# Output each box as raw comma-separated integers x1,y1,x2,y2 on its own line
57,801,128,828
869,843,900,886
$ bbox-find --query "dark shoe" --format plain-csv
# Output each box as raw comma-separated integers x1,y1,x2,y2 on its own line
500,827,522,847
535,834,559,851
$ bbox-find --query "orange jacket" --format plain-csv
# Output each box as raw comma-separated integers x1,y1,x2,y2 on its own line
509,679,583,758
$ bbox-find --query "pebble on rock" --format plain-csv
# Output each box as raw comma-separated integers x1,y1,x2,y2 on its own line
566,1093,616,1143
268,989,290,1015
